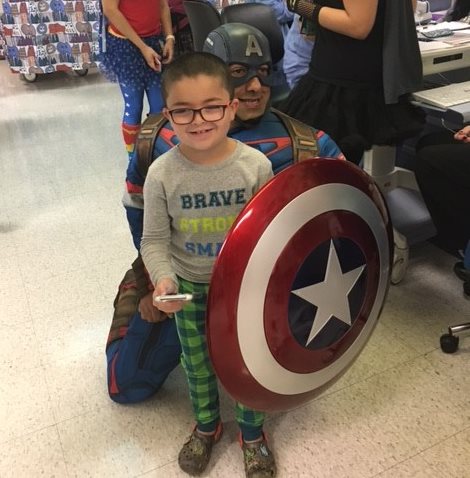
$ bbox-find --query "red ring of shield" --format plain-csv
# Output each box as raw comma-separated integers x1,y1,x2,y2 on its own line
207,159,392,412
264,211,380,374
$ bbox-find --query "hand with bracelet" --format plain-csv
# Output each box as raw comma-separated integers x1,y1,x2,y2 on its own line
287,0,320,21
162,34,175,64
286,0,321,36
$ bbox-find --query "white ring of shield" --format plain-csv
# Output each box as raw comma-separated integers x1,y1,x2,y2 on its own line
236,183,390,395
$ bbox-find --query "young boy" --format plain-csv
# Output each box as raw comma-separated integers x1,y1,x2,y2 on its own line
140,52,276,477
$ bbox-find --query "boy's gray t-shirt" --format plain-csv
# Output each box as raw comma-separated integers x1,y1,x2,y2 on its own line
141,140,273,286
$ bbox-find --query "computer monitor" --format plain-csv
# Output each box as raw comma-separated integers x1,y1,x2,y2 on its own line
428,0,452,11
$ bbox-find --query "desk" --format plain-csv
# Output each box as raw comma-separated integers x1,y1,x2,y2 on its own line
420,42,470,75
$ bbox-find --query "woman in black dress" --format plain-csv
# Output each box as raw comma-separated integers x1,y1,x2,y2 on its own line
282,0,425,164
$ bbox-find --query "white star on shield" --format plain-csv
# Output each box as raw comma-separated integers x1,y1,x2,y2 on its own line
291,240,366,346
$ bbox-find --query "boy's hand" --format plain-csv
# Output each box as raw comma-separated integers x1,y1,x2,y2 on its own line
153,278,183,313
139,291,167,322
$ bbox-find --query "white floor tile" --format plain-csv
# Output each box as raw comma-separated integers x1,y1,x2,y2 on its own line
326,321,421,395
24,267,105,319
32,302,110,365
0,319,41,370
420,427,470,477
0,365,55,444
44,345,110,423
376,454,447,478
16,239,92,285
0,279,32,327
57,403,191,478
0,426,68,478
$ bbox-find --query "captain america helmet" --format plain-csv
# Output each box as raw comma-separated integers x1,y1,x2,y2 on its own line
203,23,273,87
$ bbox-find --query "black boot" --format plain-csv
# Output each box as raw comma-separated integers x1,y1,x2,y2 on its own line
454,262,470,282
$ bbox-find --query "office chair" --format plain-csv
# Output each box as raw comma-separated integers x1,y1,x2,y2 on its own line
170,10,194,55
220,3,289,106
440,241,470,353
362,145,436,285
183,0,222,51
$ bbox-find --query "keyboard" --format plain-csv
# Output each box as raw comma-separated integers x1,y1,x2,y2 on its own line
413,81,470,108
420,28,454,39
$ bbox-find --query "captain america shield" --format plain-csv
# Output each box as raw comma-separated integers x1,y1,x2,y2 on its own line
206,158,393,412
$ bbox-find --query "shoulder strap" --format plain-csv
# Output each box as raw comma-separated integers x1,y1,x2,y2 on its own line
135,113,167,178
271,108,319,163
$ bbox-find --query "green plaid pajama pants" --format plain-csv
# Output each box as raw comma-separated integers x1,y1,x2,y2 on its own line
175,277,265,438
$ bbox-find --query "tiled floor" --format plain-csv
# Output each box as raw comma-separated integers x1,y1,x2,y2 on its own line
1,60,469,478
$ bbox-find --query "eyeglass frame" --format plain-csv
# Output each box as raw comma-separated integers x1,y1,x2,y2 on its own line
165,102,233,125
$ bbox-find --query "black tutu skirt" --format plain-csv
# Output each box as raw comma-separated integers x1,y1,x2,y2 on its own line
100,32,163,89
281,71,425,150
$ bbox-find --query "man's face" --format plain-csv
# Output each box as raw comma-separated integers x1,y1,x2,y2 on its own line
230,63,271,122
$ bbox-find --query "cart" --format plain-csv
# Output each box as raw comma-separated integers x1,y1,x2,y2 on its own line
0,0,100,82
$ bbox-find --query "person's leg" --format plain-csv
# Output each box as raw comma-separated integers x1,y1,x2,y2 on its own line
175,280,219,431
106,269,181,404
236,402,276,477
415,142,470,252
174,279,221,475
235,403,264,441
145,81,164,115
118,82,145,160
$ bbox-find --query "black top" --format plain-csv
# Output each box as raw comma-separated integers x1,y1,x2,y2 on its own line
310,0,386,87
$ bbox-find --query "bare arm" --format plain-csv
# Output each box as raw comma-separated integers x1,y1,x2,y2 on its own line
317,0,379,40
160,0,173,38
160,0,175,64
412,0,417,12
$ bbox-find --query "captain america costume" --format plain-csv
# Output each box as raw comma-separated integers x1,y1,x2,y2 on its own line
106,22,344,404
106,110,343,404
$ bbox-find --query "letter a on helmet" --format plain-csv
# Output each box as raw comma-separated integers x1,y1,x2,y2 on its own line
245,34,263,57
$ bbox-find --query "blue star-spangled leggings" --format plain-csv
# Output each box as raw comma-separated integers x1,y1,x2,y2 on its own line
119,81,164,157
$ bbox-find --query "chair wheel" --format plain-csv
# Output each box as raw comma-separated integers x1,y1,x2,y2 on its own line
74,68,88,77
440,333,459,354
21,73,37,83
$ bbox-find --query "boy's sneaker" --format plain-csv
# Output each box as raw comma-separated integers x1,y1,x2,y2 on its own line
239,433,276,478
178,422,223,476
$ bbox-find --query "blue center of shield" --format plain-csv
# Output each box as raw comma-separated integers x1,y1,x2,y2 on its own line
288,238,367,350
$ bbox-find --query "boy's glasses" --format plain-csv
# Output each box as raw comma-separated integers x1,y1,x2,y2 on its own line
167,103,231,125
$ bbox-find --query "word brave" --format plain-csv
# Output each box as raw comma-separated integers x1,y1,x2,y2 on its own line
180,189,247,209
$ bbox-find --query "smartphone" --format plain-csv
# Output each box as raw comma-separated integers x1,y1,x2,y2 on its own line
154,293,193,302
